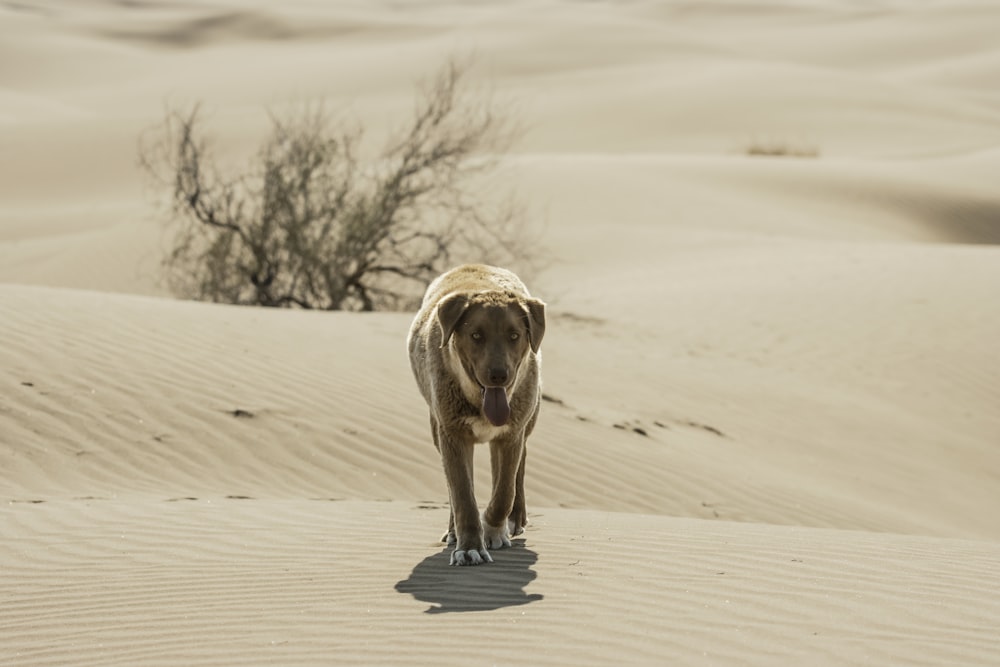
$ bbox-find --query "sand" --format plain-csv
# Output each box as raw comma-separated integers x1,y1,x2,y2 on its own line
2,1,999,665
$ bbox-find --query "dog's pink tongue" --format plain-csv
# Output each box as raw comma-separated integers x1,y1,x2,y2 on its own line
482,387,511,427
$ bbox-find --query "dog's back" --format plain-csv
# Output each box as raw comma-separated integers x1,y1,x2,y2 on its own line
422,264,531,305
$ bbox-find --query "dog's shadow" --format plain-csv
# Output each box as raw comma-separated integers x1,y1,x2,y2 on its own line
395,539,543,614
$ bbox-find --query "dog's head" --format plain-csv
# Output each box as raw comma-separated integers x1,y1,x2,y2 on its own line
437,290,545,395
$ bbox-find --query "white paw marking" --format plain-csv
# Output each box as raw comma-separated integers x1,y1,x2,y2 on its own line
483,517,512,550
450,548,493,566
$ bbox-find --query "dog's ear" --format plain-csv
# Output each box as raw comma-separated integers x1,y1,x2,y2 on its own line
523,298,546,354
437,293,470,348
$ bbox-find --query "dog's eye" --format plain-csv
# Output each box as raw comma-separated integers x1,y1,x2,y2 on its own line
509,332,520,341
471,332,482,341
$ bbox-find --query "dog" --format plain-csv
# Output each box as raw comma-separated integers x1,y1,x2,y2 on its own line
407,264,545,566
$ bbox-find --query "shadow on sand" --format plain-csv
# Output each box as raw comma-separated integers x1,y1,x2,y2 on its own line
395,539,543,614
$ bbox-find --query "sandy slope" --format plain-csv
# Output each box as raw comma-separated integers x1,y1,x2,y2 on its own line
3,282,997,538
2,0,1000,665
5,501,999,667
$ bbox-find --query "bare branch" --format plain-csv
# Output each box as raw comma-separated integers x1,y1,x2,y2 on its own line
138,57,539,311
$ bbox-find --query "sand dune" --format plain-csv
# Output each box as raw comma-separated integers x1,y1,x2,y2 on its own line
3,281,997,538
2,0,1000,665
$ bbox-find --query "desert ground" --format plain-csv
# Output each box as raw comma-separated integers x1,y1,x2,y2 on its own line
2,1,999,665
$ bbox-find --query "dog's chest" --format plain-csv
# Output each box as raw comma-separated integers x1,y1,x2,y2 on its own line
464,415,511,444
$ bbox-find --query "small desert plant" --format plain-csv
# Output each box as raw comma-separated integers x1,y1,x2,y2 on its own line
745,139,820,158
139,60,534,311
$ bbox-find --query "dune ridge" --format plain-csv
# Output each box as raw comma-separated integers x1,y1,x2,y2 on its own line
3,283,997,540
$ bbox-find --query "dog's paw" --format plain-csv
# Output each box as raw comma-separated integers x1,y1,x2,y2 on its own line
508,517,525,537
450,548,493,566
483,518,512,550
441,530,456,545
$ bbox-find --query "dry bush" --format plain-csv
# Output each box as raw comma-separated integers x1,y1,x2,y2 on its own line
745,139,820,158
139,60,536,311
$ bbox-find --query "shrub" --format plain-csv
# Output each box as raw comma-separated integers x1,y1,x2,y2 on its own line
140,60,534,311
745,139,819,158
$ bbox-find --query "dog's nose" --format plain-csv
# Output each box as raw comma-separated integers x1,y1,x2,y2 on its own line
487,367,509,386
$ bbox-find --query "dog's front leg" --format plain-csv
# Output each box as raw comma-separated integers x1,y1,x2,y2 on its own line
439,433,491,566
483,435,525,550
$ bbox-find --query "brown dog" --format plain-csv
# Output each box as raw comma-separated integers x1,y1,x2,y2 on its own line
407,264,545,566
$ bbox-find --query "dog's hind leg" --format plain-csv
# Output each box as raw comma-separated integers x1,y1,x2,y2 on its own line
509,400,538,537
429,415,457,544
442,511,456,544
510,443,527,536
